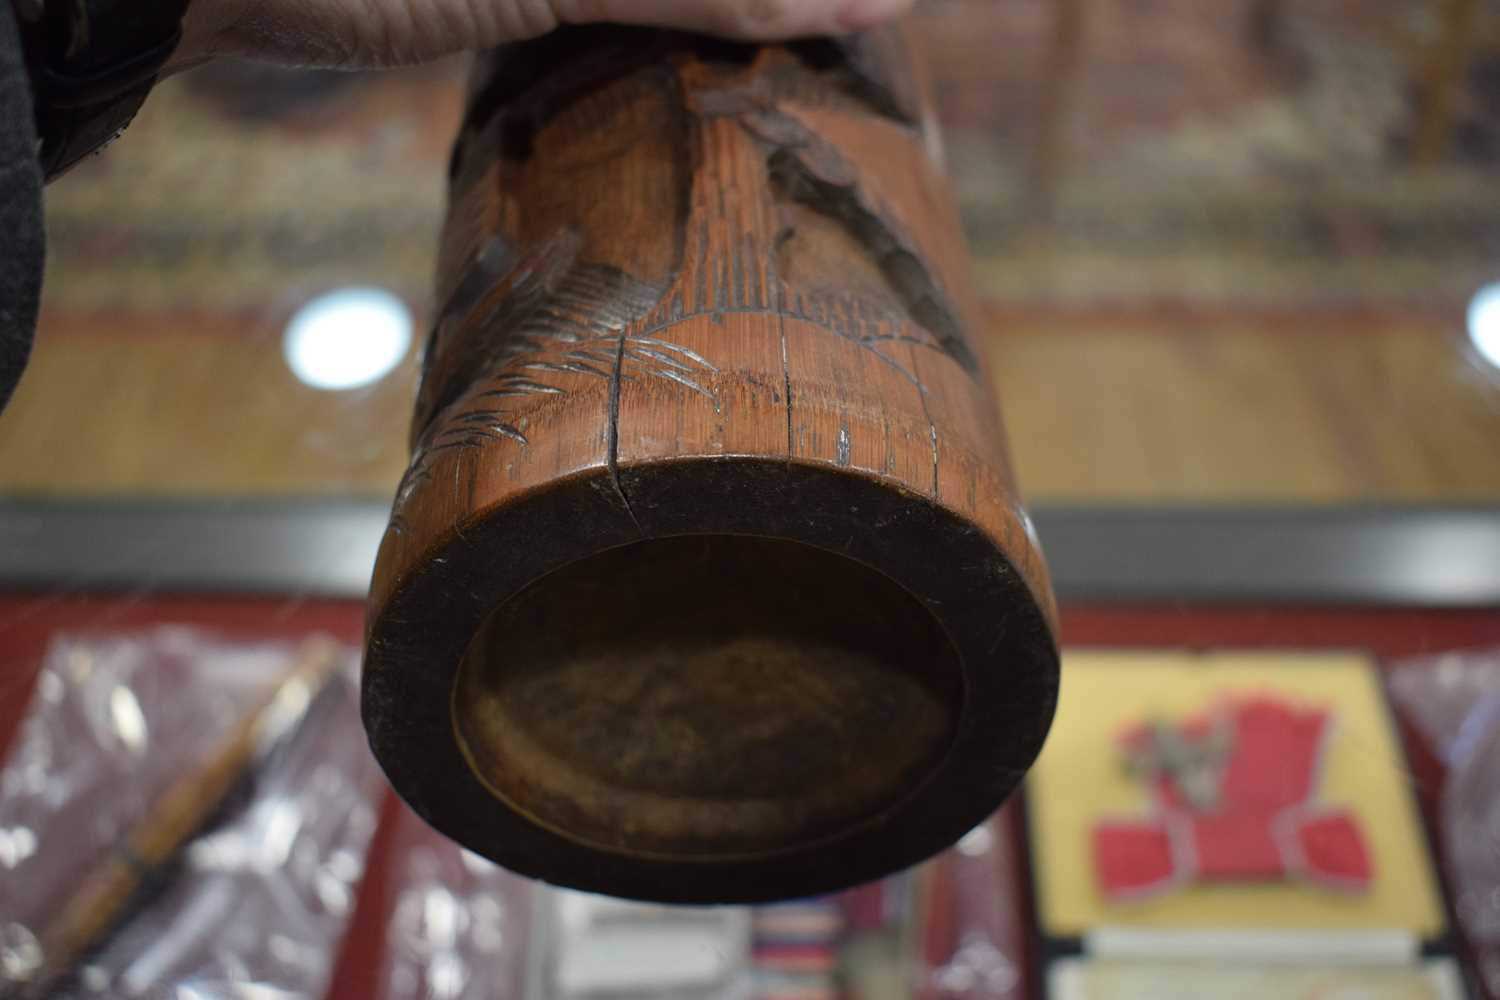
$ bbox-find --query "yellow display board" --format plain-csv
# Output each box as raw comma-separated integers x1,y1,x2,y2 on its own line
1028,651,1446,938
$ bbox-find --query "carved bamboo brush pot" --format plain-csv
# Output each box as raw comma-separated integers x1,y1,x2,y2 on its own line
362,25,1060,904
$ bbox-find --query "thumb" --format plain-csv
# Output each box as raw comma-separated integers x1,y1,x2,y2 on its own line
550,0,917,40
181,0,917,70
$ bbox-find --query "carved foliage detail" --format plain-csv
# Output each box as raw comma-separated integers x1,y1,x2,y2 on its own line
396,27,971,527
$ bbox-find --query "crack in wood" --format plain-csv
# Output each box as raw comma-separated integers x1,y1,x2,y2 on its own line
929,422,941,500
608,329,643,532
779,309,794,465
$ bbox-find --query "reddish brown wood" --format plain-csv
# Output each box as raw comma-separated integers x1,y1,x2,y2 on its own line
362,25,1059,903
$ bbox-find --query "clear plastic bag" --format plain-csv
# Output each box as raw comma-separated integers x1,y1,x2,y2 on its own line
375,803,534,1000
1388,648,1500,999
373,800,759,1000
915,808,1026,1000
0,627,384,999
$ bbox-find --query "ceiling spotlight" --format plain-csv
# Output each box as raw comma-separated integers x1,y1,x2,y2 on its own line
283,287,414,391
1468,283,1500,371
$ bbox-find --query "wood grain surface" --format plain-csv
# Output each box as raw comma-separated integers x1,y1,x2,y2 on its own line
361,26,1059,904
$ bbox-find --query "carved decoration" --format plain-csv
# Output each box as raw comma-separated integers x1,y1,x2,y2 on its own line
363,26,1059,905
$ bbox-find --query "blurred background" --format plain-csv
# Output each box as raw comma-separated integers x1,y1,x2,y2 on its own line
2,1,1500,999
1,0,1498,503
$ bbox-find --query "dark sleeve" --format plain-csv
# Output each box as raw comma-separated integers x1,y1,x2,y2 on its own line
0,0,44,414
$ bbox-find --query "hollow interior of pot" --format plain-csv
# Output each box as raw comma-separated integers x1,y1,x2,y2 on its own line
452,533,965,861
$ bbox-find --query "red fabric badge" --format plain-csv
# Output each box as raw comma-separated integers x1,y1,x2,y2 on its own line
1092,696,1373,900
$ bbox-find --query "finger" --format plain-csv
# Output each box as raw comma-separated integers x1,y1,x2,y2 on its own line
550,0,917,40
194,0,918,72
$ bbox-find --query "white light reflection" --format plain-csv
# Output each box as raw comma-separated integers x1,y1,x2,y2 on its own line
1469,283,1500,371
956,823,994,857
108,685,148,757
283,287,413,391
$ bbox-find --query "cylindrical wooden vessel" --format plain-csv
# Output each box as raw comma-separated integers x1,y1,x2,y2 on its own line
363,24,1059,904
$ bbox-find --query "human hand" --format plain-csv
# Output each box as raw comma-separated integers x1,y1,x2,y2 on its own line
176,0,917,71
